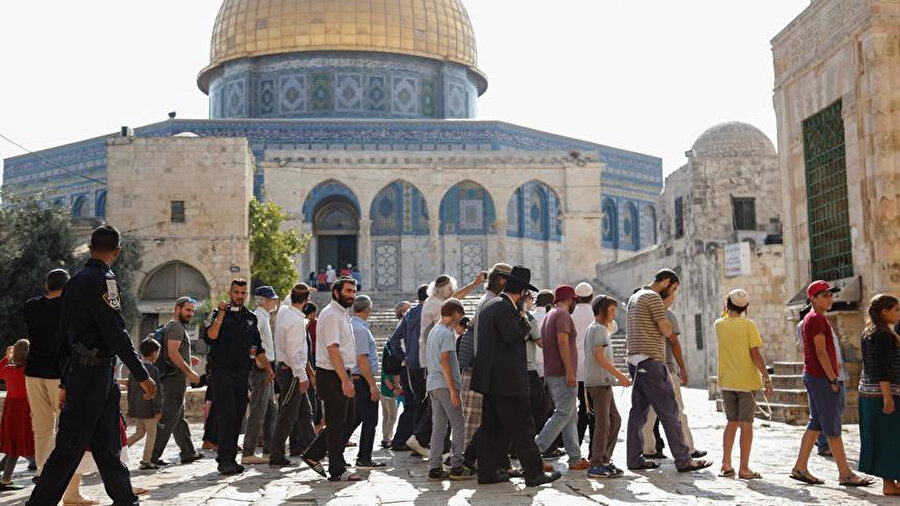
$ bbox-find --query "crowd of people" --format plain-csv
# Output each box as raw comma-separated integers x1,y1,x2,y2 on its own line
0,225,897,503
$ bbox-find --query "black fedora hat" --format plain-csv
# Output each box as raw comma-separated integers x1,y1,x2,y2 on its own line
506,265,538,292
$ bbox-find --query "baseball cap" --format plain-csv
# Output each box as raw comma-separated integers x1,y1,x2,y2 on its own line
535,289,554,307
575,282,593,298
552,285,578,305
254,285,279,299
727,289,749,308
806,280,840,300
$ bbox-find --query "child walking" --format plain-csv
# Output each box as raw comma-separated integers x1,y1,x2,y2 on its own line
0,339,35,490
126,338,162,470
426,299,474,481
583,296,631,478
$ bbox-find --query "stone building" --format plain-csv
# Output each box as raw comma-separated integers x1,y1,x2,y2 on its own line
1,0,663,310
772,0,900,418
105,136,255,336
595,122,787,386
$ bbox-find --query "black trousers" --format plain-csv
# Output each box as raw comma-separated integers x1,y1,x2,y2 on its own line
577,381,595,446
477,394,544,482
528,371,549,430
203,371,218,444
344,377,379,462
390,367,417,448
270,366,316,459
27,363,136,506
408,367,432,447
211,368,250,465
152,375,196,461
304,368,355,479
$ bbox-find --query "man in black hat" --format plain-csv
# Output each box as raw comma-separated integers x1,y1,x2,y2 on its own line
471,265,561,487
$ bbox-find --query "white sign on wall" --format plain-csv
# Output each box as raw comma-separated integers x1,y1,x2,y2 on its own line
725,242,751,278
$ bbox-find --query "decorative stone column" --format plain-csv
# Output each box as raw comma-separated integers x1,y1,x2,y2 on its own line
428,219,441,279
358,216,372,291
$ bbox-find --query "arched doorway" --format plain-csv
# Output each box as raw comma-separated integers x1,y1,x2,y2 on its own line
138,261,211,337
314,197,360,273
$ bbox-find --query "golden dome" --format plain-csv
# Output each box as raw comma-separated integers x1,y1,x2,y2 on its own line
198,0,485,93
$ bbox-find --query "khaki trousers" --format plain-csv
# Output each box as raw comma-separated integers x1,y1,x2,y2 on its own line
641,369,695,454
25,376,61,475
127,418,159,463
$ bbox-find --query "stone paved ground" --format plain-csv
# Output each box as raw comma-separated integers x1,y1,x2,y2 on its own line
1,388,895,505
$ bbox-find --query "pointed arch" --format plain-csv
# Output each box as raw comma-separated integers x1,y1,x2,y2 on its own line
622,201,639,250
302,180,360,222
439,180,496,235
370,180,429,236
642,204,657,246
506,180,562,242
71,195,88,218
601,198,618,249
95,190,107,218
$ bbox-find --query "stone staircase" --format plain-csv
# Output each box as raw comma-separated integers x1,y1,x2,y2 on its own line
707,361,859,425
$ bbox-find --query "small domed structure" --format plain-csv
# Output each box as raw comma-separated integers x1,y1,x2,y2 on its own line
690,122,776,158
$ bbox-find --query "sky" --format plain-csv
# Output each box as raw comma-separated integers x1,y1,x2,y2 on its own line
0,1,810,182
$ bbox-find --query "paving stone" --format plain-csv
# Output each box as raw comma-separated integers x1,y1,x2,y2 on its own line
0,388,896,505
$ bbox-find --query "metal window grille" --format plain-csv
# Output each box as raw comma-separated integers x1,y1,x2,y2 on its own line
732,197,756,231
674,196,684,239
694,314,704,350
802,100,853,280
171,200,185,223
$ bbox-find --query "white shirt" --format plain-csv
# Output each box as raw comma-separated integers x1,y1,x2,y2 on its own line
274,304,308,381
316,300,357,371
418,295,445,367
571,303,595,381
254,306,276,364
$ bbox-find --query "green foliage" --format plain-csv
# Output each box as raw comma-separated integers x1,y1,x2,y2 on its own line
249,198,311,298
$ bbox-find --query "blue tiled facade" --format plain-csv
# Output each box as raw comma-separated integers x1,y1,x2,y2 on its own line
370,181,430,236
506,180,562,242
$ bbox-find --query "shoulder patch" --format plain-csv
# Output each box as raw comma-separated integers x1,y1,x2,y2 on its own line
104,279,121,310
105,271,116,280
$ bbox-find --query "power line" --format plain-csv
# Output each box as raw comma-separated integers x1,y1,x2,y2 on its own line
0,132,107,186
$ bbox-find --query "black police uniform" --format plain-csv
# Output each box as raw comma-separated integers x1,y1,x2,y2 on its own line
28,258,149,506
205,306,264,469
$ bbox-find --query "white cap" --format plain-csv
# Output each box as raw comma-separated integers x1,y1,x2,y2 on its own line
575,282,594,298
728,289,749,308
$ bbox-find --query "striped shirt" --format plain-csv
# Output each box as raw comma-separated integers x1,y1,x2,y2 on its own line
625,286,668,362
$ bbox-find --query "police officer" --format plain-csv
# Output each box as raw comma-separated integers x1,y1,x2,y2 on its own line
28,225,156,506
205,278,275,475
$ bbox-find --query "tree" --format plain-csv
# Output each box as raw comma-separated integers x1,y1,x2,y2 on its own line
249,198,311,298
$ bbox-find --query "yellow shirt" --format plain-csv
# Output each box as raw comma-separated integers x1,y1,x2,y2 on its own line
715,316,763,392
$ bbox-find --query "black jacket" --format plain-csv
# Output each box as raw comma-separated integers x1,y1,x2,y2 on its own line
57,258,148,384
471,293,532,397
22,296,63,379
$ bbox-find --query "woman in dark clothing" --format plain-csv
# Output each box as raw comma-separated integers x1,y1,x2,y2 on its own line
858,294,900,496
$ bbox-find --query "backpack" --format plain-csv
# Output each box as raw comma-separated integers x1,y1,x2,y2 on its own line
382,341,404,376
457,325,475,368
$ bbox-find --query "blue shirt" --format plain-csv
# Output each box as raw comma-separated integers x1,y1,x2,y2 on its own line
351,316,378,376
389,304,422,369
426,324,461,392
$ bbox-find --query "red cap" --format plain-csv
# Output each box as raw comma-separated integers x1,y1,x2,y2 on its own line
807,280,839,300
552,285,578,305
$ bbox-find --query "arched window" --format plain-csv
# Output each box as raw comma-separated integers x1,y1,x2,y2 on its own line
622,201,639,250
370,181,428,236
95,191,107,218
141,262,211,301
642,204,657,245
71,195,88,218
601,198,618,249
439,181,496,235
506,180,561,241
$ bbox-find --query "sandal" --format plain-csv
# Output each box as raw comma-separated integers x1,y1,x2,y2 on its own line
627,460,660,470
677,460,713,473
302,456,327,478
817,449,833,458
62,497,100,506
0,482,24,490
739,471,763,480
789,468,824,485
719,468,736,478
328,471,362,482
839,473,875,487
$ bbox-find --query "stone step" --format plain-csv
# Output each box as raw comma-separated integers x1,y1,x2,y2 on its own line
771,374,804,389
773,362,804,375
770,388,808,405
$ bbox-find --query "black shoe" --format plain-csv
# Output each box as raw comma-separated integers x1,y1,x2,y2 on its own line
27,463,37,472
643,452,667,460
478,472,511,484
541,448,565,459
356,460,386,470
152,458,171,467
31,476,39,484
501,468,524,478
690,450,707,459
181,452,204,464
525,471,562,487
218,462,244,475
269,456,292,468
443,456,452,467
428,468,449,481
463,459,478,473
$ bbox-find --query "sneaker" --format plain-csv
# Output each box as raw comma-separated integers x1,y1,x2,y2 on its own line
138,461,158,470
241,455,269,465
356,460,386,469
406,436,429,458
181,452,204,464
608,463,625,476
269,456,292,468
449,466,475,481
587,465,618,478
569,458,590,471
428,468,449,481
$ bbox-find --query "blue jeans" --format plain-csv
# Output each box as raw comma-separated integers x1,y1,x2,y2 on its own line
534,376,580,462
816,382,846,450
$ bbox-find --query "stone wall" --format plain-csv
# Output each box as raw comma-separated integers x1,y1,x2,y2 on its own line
106,136,255,328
